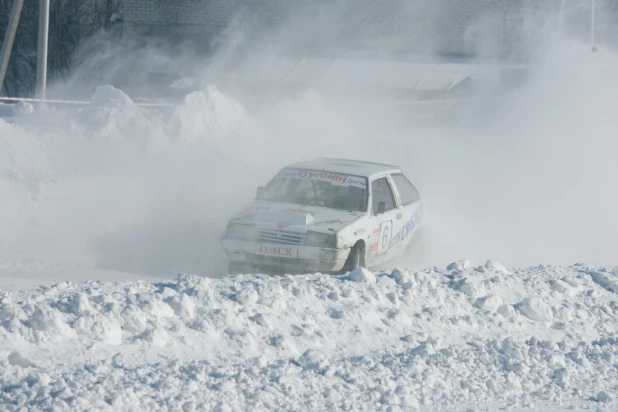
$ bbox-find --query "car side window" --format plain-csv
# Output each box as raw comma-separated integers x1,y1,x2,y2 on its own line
371,177,397,214
391,173,421,205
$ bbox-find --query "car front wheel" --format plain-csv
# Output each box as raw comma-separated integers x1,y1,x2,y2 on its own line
343,242,364,272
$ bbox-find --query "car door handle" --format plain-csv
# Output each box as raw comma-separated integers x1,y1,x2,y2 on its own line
396,213,402,220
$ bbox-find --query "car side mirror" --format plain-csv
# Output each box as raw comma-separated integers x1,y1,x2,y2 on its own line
256,186,264,198
377,201,386,215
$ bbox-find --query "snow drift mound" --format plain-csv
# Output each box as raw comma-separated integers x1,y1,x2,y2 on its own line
1,262,617,410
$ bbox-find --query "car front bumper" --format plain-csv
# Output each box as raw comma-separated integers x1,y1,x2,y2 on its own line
221,238,351,274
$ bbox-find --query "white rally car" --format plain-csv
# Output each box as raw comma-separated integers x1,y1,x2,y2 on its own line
221,158,425,274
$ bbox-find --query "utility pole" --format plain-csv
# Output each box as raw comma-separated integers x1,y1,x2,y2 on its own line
590,0,597,51
558,0,566,33
54,0,61,77
36,0,50,99
0,0,25,95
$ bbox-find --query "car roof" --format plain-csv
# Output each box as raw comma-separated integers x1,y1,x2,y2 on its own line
285,158,402,178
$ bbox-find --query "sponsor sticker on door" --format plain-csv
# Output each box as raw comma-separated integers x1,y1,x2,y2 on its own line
256,244,298,258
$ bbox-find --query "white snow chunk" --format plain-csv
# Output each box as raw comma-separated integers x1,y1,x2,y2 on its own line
456,278,487,299
249,313,270,328
140,327,170,347
8,351,35,367
497,304,517,318
112,353,124,366
390,267,410,285
378,274,397,287
90,85,136,110
182,402,196,412
447,259,471,271
552,368,570,388
517,297,553,322
25,305,76,341
550,279,569,293
73,315,122,345
347,268,377,283
474,295,504,313
298,349,329,370
235,288,258,305
589,271,618,293
168,293,196,318
484,260,511,274
596,391,614,403
553,306,574,322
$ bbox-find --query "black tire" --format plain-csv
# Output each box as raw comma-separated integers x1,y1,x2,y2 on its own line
343,242,364,273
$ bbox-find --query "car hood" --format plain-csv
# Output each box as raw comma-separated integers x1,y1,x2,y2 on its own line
231,201,364,233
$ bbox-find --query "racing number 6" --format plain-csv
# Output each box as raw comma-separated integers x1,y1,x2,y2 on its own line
377,220,393,255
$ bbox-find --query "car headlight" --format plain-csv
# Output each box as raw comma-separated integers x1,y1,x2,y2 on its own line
226,223,256,240
304,231,337,248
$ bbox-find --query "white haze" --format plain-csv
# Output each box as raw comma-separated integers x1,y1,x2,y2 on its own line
1,2,618,284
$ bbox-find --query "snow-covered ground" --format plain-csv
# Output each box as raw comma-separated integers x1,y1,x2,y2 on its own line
1,262,617,410
2,38,618,410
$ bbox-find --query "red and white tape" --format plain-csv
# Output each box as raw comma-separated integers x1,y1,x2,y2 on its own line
0,95,468,107
395,98,471,105
0,96,173,107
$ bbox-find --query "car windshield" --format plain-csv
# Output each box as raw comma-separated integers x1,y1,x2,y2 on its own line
257,168,368,212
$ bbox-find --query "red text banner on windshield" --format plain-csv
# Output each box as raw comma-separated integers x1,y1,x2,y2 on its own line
280,169,367,189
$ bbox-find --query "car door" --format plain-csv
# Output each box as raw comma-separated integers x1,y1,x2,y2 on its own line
388,172,423,250
366,175,404,266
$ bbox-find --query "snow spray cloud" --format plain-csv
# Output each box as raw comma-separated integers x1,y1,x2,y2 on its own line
4,0,407,277
191,1,618,270
2,0,467,279
380,36,618,268
442,40,618,269
0,83,364,277
3,1,617,281
186,1,618,271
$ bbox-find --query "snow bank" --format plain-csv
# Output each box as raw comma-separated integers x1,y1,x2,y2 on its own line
2,335,617,411
1,262,617,410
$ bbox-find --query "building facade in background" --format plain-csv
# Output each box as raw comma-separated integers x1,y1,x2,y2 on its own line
121,0,618,62
122,0,541,61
